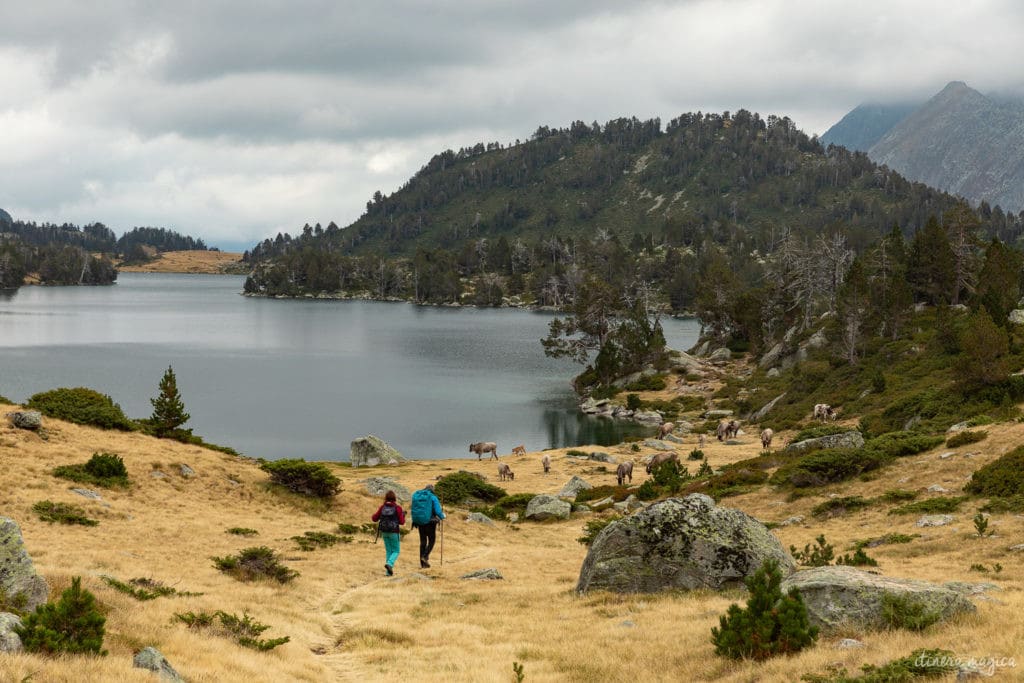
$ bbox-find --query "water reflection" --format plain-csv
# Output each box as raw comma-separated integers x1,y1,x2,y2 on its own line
541,403,656,448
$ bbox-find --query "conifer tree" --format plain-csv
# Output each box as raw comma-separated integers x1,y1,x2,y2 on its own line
907,216,955,305
149,365,191,437
976,238,1023,325
15,577,106,654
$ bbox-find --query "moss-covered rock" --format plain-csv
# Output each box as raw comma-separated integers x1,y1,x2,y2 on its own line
576,494,795,593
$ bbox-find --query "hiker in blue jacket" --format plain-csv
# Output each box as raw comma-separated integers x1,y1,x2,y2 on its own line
410,484,446,568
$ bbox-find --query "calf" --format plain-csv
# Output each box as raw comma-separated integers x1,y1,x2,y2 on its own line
541,453,551,474
645,451,679,474
617,461,634,486
698,433,706,449
497,463,515,481
511,444,526,456
469,441,499,460
760,428,774,450
813,403,831,422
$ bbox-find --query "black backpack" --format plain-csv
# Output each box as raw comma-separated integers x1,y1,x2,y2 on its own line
378,504,400,533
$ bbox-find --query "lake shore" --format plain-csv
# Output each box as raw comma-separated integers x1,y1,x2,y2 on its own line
116,250,247,274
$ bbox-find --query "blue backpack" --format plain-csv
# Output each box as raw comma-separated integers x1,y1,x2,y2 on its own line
410,489,436,526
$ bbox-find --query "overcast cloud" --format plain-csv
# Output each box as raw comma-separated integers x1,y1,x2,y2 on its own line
1,1,1021,250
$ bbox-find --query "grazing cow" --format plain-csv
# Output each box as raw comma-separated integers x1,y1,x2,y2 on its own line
658,422,675,439
469,441,499,460
813,404,832,422
726,420,740,439
511,444,526,456
645,451,679,474
541,453,551,474
498,463,515,481
617,461,634,486
698,433,706,449
716,421,729,442
760,428,774,450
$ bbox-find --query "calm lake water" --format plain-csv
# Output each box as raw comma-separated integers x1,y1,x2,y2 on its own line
0,274,700,461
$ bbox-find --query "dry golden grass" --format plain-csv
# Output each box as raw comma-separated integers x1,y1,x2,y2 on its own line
2,410,1023,681
116,251,245,274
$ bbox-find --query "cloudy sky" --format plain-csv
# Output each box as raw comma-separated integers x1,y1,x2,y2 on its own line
1,1,1021,250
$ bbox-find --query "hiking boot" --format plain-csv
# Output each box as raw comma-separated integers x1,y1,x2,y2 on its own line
385,564,393,576
420,557,430,568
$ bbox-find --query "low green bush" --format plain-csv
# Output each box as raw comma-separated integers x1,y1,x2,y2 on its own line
26,387,135,431
574,485,634,504
836,547,878,567
434,470,506,505
965,446,1024,497
675,395,706,412
472,493,536,520
565,449,588,457
226,527,259,536
979,495,1024,513
625,393,642,410
15,577,105,655
688,449,705,461
888,496,969,515
212,546,298,583
811,496,872,519
880,593,943,631
946,430,988,448
801,647,957,682
879,489,918,503
771,448,887,488
853,533,917,548
791,535,835,567
577,515,621,546
259,459,340,498
623,374,666,392
291,531,349,551
101,576,201,601
53,452,129,488
33,500,98,526
790,425,847,443
703,467,768,498
649,460,690,493
864,432,944,458
176,610,289,651
636,480,659,501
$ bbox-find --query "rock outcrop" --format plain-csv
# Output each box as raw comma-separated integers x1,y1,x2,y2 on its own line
133,646,185,682
362,477,411,502
6,411,41,431
781,565,976,631
0,612,23,653
786,431,865,452
576,494,794,593
558,476,592,499
0,517,49,612
524,495,572,521
349,435,405,466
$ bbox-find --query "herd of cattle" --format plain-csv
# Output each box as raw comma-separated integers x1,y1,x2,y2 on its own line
469,403,837,488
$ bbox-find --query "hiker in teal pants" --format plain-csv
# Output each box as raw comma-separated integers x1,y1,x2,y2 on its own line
372,490,406,576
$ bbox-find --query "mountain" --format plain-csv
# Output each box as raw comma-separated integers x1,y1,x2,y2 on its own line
819,102,918,152
0,208,11,227
867,82,1024,213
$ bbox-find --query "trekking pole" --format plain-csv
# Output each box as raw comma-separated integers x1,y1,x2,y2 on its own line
439,519,444,567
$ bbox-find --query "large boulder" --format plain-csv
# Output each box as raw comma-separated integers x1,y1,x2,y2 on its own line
559,476,592,499
781,566,976,632
667,351,704,374
349,435,405,466
786,431,865,452
362,477,411,502
0,612,22,653
0,517,49,612
748,392,787,423
576,494,795,593
133,646,185,682
708,347,732,363
525,494,572,521
6,411,41,431
632,410,663,425
1009,309,1024,325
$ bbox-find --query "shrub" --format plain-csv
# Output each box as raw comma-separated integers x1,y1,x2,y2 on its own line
575,485,634,504
791,535,835,567
473,493,537,520
946,430,988,448
176,610,289,651
864,432,944,458
703,467,768,498
260,459,340,498
965,446,1024,497
889,496,968,515
879,489,918,503
434,471,506,505
291,531,346,551
836,547,878,567
226,527,259,536
625,393,642,410
26,387,135,431
811,496,872,519
711,558,818,660
15,577,105,655
623,374,666,392
695,460,713,478
577,515,621,546
101,576,201,601
53,452,129,488
979,495,1024,513
973,513,992,537
565,449,588,457
649,460,689,493
771,448,887,488
801,647,957,682
636,480,660,501
688,449,705,461
854,533,917,549
33,500,98,526
790,425,847,443
212,546,298,583
881,593,943,631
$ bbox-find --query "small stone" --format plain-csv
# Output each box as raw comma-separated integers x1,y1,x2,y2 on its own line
132,646,184,682
588,451,617,464
927,485,949,493
916,514,955,527
0,518,49,612
461,568,503,580
0,613,23,653
590,496,615,511
779,516,804,527
507,512,519,523
1008,544,1024,552
938,452,955,459
151,471,167,479
947,421,971,433
466,512,495,526
618,620,636,628
178,464,195,478
835,638,864,649
71,488,101,500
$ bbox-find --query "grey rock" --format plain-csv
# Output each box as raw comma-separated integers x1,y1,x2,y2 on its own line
618,619,636,628
1008,543,1024,552
642,439,675,451
349,435,405,466
704,409,734,419
6,410,41,431
588,451,617,463
580,397,610,414
786,431,865,452
692,340,711,357
766,368,781,378
573,504,592,514
938,451,956,459
132,646,184,682
903,415,922,431
179,464,195,478
0,517,49,612
708,347,731,363
465,512,495,526
804,329,828,350
1009,309,1024,325
525,494,572,521
663,434,685,444
779,516,805,527
917,514,955,527
667,350,705,374
947,421,971,433
362,477,411,502
71,488,101,500
759,341,785,368
576,494,795,593
632,410,663,425
927,484,949,493
0,612,23,653
461,568,503,580
781,565,976,632
835,638,864,649
943,581,999,595
151,470,167,479
623,495,643,511
748,392,787,422
590,496,616,511
507,512,519,523
559,476,593,499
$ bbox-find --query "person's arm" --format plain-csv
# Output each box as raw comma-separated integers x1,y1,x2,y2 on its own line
397,505,406,525
433,495,446,519
371,505,382,522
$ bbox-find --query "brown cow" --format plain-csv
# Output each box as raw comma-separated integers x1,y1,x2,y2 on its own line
617,461,634,486
511,445,526,456
716,421,728,442
541,453,551,474
725,420,740,439
469,442,498,460
658,422,675,438
498,463,515,481
760,428,774,450
645,451,679,474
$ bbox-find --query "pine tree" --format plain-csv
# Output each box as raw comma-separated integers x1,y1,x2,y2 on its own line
711,559,818,660
149,365,191,438
976,238,1023,325
907,216,955,305
15,577,106,654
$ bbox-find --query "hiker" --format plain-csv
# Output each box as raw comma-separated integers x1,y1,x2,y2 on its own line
371,490,405,576
410,483,446,568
